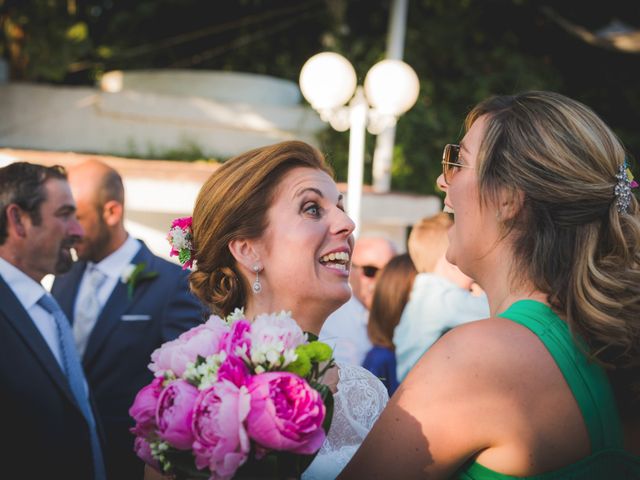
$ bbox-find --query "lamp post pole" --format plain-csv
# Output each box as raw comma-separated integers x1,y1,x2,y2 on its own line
346,87,368,237
372,0,410,193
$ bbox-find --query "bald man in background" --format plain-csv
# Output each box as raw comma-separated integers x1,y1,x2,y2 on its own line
51,159,207,479
320,235,397,365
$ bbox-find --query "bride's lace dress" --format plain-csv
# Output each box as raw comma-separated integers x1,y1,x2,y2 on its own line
302,362,389,480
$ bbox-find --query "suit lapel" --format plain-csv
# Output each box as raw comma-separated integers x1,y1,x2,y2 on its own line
0,276,79,408
82,243,157,366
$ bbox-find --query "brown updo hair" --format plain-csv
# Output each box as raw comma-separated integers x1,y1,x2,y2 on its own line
189,140,333,317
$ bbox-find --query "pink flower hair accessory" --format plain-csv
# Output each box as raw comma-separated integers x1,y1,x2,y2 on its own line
168,216,195,269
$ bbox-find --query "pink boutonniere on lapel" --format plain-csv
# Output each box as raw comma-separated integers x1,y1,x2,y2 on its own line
121,262,159,299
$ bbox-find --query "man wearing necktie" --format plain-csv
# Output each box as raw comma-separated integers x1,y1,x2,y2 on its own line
51,159,207,479
0,162,106,480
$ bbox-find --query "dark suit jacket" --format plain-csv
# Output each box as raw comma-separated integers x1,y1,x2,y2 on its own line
51,241,207,480
0,275,101,480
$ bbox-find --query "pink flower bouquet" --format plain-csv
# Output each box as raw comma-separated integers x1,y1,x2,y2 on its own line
130,310,335,480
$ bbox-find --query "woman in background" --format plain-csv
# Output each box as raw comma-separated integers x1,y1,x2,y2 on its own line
362,253,417,396
340,91,640,478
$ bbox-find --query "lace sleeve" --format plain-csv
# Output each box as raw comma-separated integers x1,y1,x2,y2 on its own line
302,362,389,480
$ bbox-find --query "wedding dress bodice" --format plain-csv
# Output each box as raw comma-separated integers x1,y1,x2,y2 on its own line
302,362,389,480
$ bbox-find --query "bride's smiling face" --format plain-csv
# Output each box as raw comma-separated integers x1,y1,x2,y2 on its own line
254,166,355,320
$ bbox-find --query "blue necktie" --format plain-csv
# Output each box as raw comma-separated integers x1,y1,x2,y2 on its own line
73,265,107,357
38,293,106,480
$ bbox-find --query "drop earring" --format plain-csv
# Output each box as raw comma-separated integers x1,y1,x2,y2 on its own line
252,264,262,294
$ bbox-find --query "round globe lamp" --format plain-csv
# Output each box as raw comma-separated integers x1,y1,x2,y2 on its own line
299,52,358,111
364,59,420,116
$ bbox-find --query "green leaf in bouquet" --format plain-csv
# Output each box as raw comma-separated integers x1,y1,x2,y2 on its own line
308,381,334,442
313,382,334,437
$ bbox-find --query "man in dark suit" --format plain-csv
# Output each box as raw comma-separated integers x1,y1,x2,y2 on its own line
51,159,206,480
0,162,106,479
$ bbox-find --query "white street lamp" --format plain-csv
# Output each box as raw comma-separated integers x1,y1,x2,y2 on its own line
299,52,357,121
299,52,419,237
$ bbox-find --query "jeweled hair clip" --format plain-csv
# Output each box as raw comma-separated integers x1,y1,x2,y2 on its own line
614,160,639,214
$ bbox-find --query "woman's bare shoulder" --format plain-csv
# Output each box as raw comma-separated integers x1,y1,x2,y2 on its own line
406,316,545,385
398,316,564,440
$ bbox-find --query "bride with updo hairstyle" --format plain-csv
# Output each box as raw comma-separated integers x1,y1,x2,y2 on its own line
340,91,640,479
188,140,336,320
188,140,388,479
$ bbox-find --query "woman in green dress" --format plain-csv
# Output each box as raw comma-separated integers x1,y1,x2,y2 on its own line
340,91,640,479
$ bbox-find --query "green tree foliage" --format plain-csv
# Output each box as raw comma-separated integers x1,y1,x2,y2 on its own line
1,0,639,194
1,0,92,81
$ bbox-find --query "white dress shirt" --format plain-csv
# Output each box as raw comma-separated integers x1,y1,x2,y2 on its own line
74,235,141,319
0,257,64,368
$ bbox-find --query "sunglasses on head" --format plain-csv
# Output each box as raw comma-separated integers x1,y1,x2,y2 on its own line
442,144,473,184
355,265,379,278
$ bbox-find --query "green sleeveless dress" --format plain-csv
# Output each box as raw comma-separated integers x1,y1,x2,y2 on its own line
455,300,640,479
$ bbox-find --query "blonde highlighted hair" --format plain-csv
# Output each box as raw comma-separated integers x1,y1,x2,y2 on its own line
466,91,640,403
189,140,333,317
407,213,452,273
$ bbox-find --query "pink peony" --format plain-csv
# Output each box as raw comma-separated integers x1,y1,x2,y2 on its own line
250,312,306,352
246,372,326,455
129,377,164,437
217,355,250,388
220,319,252,356
149,315,229,377
192,381,251,480
133,436,160,471
156,380,199,449
249,312,307,368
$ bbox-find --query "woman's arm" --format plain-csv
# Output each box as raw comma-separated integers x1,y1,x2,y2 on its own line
337,317,548,479
338,322,494,478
